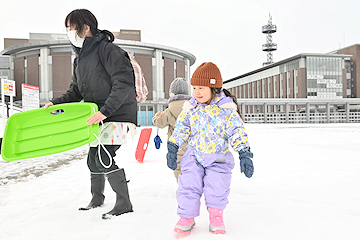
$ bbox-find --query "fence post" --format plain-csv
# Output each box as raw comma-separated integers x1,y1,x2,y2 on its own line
241,103,246,116
285,103,289,123
138,105,141,126
346,102,350,123
263,103,267,123
326,103,331,123
306,103,310,123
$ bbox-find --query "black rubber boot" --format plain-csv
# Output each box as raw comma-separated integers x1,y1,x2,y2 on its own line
79,173,105,211
102,169,133,219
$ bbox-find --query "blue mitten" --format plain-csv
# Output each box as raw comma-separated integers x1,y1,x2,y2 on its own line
238,147,254,178
154,135,162,149
166,141,179,170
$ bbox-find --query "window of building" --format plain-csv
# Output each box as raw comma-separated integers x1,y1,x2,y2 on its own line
49,57,53,92
287,72,290,98
345,60,351,73
279,74,282,98
1,69,9,76
306,56,343,99
294,69,298,98
274,77,277,97
262,79,265,97
174,61,176,79
24,59,27,84
252,83,255,98
347,79,351,90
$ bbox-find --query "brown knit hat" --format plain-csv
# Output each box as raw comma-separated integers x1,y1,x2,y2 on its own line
191,62,223,88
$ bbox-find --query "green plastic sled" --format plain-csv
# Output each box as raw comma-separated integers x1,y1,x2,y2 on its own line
1,102,99,162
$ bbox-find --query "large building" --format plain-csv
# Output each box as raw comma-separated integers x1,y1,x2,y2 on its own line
223,45,360,113
0,30,196,125
0,56,9,80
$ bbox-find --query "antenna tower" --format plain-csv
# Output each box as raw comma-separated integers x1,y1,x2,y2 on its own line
262,14,277,66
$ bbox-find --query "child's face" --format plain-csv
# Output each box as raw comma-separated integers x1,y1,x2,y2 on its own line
192,86,212,104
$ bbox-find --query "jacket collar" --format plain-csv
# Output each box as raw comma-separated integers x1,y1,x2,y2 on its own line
184,92,237,110
72,33,106,56
168,94,191,103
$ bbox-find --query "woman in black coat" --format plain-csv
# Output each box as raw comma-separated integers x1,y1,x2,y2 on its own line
44,9,136,219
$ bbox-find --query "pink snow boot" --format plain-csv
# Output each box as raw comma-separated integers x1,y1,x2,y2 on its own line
174,217,195,233
208,207,226,234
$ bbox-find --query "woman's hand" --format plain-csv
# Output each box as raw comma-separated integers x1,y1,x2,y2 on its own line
156,111,161,116
44,102,54,109
87,111,107,125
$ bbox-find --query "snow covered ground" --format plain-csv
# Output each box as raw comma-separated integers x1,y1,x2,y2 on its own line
1,123,360,240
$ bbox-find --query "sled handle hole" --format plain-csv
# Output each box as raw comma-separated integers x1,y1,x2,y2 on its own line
50,109,65,115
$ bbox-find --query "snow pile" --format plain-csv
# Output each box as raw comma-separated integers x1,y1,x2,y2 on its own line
0,124,360,239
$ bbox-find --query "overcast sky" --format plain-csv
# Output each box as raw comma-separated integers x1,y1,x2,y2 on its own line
1,0,360,80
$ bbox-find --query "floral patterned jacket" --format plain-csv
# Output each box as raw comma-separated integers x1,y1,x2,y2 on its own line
169,92,250,165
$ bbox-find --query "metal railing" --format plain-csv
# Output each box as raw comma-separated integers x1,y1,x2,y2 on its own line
238,98,360,124
244,112,360,124
4,99,358,126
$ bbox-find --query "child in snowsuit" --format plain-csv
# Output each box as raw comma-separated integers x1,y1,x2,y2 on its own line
167,62,254,234
152,78,191,182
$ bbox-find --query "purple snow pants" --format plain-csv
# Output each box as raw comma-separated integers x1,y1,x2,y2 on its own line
177,147,235,218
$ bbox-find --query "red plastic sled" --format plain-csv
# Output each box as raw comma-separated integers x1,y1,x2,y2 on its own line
135,128,152,163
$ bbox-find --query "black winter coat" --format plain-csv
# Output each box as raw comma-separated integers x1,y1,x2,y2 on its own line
51,33,137,125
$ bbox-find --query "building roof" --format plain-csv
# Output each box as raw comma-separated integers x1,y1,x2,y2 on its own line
0,39,196,66
224,53,352,84
327,43,360,54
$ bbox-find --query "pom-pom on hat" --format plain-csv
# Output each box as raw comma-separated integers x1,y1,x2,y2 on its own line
169,77,189,96
191,62,223,88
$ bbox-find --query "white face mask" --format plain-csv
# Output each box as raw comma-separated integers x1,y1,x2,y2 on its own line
67,30,85,48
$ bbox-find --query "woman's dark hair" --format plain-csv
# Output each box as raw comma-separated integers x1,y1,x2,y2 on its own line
65,9,114,41
65,9,99,36
210,88,243,119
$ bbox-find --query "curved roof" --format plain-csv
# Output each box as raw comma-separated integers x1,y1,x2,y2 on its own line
0,39,196,65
